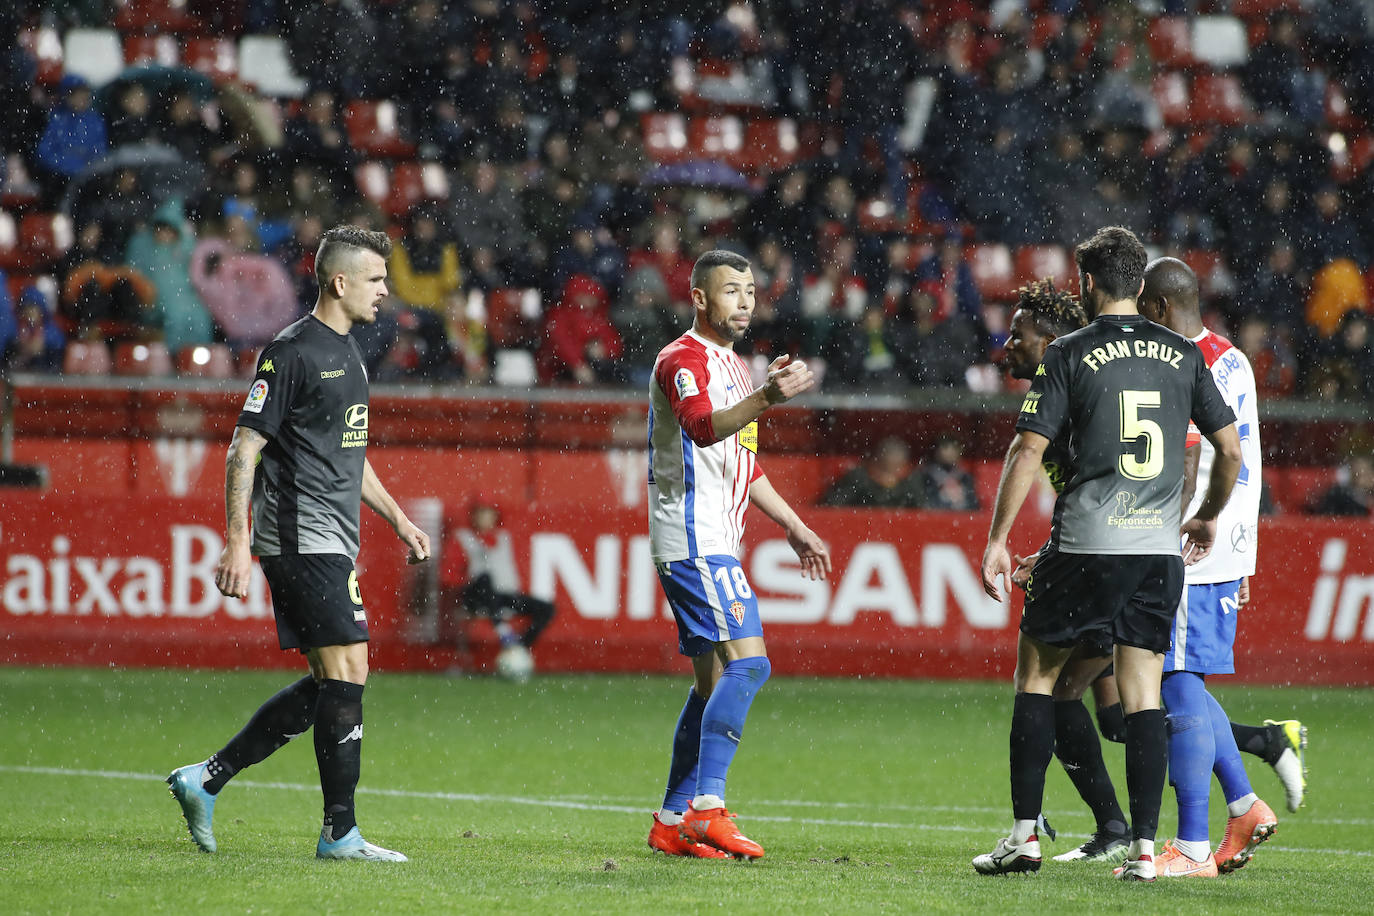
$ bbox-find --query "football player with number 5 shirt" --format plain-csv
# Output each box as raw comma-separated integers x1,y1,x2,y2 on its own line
645,250,830,861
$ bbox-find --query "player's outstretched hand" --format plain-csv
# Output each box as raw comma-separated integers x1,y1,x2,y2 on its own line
787,523,831,581
397,518,431,565
763,355,815,405
1180,515,1216,566
1011,551,1039,590
982,541,1013,601
214,541,252,598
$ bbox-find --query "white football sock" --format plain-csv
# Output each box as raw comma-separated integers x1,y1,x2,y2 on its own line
657,809,683,826
1130,838,1155,860
1227,792,1258,818
1173,838,1210,862
691,794,724,811
1010,819,1037,845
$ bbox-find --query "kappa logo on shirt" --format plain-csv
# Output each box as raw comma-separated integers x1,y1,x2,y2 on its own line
674,367,699,399
260,359,275,373
243,379,269,413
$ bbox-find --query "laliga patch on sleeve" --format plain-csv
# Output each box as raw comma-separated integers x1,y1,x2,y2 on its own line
243,379,269,413
674,367,700,399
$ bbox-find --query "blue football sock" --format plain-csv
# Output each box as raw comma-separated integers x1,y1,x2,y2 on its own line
1205,690,1253,803
661,688,707,813
695,656,771,802
1162,672,1213,844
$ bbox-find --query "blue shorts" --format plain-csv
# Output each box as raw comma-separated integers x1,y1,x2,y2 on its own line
656,555,763,657
1164,579,1242,675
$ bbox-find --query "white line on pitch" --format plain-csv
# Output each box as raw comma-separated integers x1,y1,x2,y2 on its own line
2,764,1367,854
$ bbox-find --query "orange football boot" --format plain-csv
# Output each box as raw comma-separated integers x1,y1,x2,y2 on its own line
681,806,764,860
648,812,728,859
1155,841,1218,878
1214,798,1278,873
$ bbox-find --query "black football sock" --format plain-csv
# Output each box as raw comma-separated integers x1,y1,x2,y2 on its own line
1095,701,1127,744
1010,692,1056,823
314,679,365,841
1124,709,1167,843
1232,722,1284,764
206,676,321,794
1054,699,1127,833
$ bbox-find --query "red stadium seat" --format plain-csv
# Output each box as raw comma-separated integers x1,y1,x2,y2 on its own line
486,288,536,349
1230,0,1301,16
176,344,235,379
1147,17,1193,68
114,341,174,377
1181,249,1227,297
858,198,900,234
0,211,18,270
114,0,202,34
17,214,73,270
1191,16,1248,69
62,341,114,376
689,116,745,168
235,347,263,378
20,27,64,87
741,118,800,173
1014,245,1072,288
965,243,1017,302
123,34,178,67
343,101,416,159
386,161,450,218
642,112,689,164
1029,14,1065,50
1191,73,1253,126
1153,72,1191,128
182,38,238,82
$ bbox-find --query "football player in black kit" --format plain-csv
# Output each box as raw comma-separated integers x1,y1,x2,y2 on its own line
975,227,1242,881
169,226,430,861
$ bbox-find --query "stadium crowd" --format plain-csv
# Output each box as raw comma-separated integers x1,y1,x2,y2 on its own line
3,0,1374,410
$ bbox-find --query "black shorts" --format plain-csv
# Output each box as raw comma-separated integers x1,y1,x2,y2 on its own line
1020,546,1183,655
260,554,370,651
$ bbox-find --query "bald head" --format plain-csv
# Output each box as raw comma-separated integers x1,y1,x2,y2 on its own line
1140,257,1201,334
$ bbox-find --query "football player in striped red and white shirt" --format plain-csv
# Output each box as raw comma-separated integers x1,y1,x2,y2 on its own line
645,250,830,861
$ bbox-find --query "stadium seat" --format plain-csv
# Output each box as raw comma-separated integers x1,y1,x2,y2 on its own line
486,287,537,349
176,343,234,378
17,214,74,270
1327,81,1362,132
689,115,745,168
858,198,899,234
492,349,537,387
1029,14,1065,50
114,341,174,376
344,100,416,159
114,0,201,34
1191,73,1253,126
62,340,113,376
183,37,238,82
1181,249,1228,298
742,118,799,173
965,243,1017,302
1153,72,1191,128
1147,17,1193,68
62,29,125,88
642,112,689,164
385,161,450,217
238,35,308,97
235,347,263,378
123,34,179,67
1014,245,1072,288
1230,0,1301,15
354,162,390,208
19,27,64,87
0,211,18,270
1191,16,1248,68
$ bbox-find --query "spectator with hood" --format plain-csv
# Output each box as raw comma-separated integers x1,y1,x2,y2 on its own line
34,74,108,203
125,198,214,352
538,274,624,384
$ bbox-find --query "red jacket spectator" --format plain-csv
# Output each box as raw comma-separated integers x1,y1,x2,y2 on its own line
537,274,624,384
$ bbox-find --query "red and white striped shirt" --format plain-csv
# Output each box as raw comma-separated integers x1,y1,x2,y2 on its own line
648,330,762,562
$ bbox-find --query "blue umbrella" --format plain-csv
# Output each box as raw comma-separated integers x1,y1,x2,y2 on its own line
643,159,754,193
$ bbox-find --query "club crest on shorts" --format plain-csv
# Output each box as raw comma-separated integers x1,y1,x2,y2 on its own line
729,600,746,626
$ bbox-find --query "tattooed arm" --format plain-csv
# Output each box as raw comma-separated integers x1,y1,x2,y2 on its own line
214,426,268,598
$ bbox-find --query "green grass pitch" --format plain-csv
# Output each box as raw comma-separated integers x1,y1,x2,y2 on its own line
2,667,1369,914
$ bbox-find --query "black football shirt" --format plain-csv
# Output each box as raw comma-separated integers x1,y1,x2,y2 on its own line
236,315,370,559
1016,313,1235,555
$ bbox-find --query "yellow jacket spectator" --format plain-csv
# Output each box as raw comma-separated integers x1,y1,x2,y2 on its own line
1306,257,1367,337
389,208,462,311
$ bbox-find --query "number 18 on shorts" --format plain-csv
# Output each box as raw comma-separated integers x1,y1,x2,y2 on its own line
656,555,763,656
